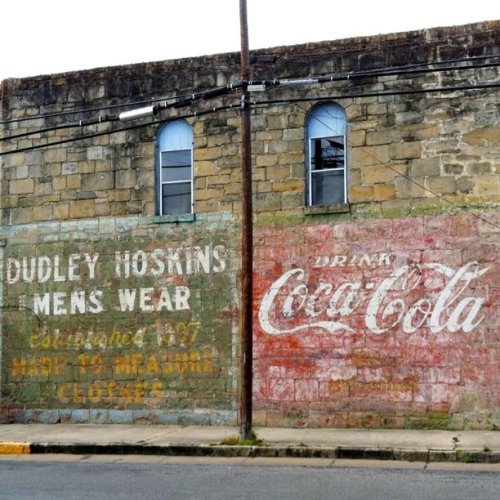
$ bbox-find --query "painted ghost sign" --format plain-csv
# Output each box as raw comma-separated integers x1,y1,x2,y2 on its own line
259,261,489,335
253,213,498,428
1,235,236,415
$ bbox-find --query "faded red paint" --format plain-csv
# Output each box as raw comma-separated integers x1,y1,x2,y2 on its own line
253,212,499,427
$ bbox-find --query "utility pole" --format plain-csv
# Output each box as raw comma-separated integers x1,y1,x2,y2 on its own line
239,0,253,440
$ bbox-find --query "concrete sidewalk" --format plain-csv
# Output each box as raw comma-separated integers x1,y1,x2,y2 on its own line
0,424,499,463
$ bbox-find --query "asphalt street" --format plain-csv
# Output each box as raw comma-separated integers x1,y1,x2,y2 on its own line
0,456,498,500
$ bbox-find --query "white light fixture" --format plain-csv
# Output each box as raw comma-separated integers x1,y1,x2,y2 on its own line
118,106,156,122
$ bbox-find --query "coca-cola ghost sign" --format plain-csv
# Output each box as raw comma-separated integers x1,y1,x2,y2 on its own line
258,260,489,335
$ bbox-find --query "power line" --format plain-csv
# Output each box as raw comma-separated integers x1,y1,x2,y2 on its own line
1,54,498,126
0,102,241,156
297,104,500,231
251,82,500,107
0,84,242,127
1,80,498,156
2,64,499,143
1,81,498,230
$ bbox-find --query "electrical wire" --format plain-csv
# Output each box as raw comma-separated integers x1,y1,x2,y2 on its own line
2,59,498,142
0,102,241,156
1,53,498,126
1,80,498,155
297,103,500,230
0,84,241,126
1,82,498,231
251,82,500,106
0,115,118,142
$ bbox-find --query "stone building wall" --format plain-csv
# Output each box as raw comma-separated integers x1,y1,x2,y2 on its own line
0,21,499,427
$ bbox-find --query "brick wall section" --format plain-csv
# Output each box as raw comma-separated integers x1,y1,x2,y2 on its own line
0,215,239,425
1,21,499,428
1,21,499,224
253,211,499,429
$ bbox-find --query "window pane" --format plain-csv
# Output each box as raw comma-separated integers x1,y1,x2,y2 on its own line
311,137,344,171
162,165,191,182
162,182,191,215
161,150,191,182
311,170,345,205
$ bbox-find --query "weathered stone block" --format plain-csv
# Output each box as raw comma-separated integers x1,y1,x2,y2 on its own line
62,162,78,175
278,152,303,166
69,199,95,218
33,204,53,221
361,164,405,185
52,176,67,191
86,146,104,161
467,162,492,175
443,163,464,175
389,141,421,160
195,161,218,176
44,148,67,163
351,145,390,167
194,147,223,161
115,170,136,190
266,166,291,181
394,177,427,198
427,176,457,195
349,185,374,202
349,129,366,147
81,172,114,192
463,127,500,146
267,114,289,130
66,175,81,190
272,180,304,193
255,154,279,168
409,157,441,177
10,178,34,195
15,166,28,179
373,183,396,201
53,203,69,220
472,175,500,195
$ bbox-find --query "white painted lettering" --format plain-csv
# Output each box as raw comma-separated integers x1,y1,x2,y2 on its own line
118,288,136,311
115,251,130,278
259,261,489,336
212,245,227,272
84,253,99,279
132,251,148,277
157,288,173,311
7,258,20,284
175,286,191,310
53,292,67,315
139,287,154,312
68,254,81,281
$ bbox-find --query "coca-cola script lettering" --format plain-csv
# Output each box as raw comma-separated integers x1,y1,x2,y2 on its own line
258,261,489,335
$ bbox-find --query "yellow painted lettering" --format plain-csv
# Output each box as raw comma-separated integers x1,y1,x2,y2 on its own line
113,355,130,375
146,354,159,374
10,358,26,377
57,384,69,404
78,354,88,375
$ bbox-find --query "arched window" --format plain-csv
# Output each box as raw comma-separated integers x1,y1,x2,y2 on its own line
305,103,347,206
156,120,193,215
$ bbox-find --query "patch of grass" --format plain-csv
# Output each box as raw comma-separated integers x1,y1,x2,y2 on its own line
220,432,263,446
220,435,241,446
462,454,477,463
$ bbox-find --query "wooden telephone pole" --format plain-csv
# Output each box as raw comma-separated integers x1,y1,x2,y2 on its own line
239,0,253,440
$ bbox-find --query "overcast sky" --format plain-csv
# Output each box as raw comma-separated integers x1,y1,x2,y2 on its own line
1,0,499,82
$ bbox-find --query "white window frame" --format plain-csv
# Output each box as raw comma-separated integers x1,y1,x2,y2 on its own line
306,103,347,206
156,120,193,215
